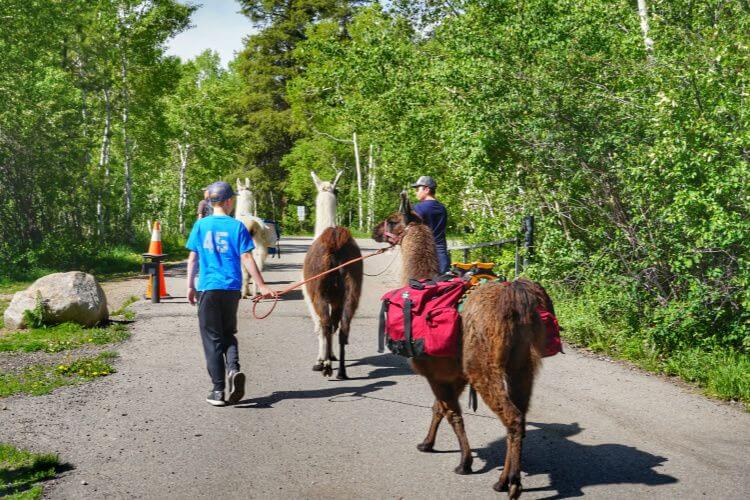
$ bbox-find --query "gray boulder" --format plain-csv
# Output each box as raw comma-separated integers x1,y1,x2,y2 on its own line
3,272,108,330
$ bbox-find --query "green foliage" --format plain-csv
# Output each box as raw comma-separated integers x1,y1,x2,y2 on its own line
0,443,60,499
21,293,48,330
0,324,129,354
553,285,750,407
0,0,193,276
0,352,117,398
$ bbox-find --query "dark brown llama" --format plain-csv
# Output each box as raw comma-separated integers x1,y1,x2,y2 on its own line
372,192,551,498
303,226,363,379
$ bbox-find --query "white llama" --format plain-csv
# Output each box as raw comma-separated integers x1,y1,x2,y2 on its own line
311,170,343,239
235,178,278,297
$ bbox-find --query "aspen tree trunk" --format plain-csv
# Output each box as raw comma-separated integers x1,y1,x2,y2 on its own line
121,54,132,229
97,87,112,237
637,0,654,56
352,132,363,231
366,144,376,228
177,143,190,235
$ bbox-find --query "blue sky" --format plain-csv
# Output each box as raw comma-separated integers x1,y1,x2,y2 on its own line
165,1,255,67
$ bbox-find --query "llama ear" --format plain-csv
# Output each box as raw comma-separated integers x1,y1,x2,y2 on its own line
399,190,417,223
311,171,322,189
245,177,250,188
236,178,242,191
399,190,409,214
332,170,344,190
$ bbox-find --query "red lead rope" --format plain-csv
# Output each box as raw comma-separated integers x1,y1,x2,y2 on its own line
251,244,394,320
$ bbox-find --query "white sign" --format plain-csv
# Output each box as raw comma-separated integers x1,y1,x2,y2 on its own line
296,205,306,221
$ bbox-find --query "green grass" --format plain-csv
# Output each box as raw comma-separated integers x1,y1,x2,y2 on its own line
110,295,139,321
0,298,8,329
553,289,750,409
0,323,130,353
0,352,117,398
0,443,61,499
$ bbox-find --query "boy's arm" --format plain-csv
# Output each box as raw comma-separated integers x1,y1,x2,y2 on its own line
187,251,198,305
241,253,275,297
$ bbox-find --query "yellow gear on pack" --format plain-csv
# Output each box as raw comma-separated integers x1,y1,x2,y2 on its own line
450,261,500,287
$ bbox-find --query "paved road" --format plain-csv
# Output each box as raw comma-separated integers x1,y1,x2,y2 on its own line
2,237,749,499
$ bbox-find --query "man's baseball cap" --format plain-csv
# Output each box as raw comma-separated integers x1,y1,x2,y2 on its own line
410,175,437,190
206,181,235,202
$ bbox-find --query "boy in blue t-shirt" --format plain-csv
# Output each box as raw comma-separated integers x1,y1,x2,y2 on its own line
411,175,450,273
186,181,275,407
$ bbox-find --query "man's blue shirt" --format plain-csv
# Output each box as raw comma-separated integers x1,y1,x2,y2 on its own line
186,215,254,291
414,200,448,248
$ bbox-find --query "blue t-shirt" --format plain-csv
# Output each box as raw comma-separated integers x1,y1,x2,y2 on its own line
414,199,448,248
186,215,255,291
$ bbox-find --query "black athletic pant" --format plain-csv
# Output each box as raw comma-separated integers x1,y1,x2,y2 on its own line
197,290,241,391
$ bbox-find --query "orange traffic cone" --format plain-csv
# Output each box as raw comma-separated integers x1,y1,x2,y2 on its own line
145,221,170,298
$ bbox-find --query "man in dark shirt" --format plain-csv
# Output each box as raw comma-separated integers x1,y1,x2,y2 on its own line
411,175,451,273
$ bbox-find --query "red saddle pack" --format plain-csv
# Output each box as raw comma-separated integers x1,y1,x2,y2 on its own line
378,277,467,358
538,307,563,357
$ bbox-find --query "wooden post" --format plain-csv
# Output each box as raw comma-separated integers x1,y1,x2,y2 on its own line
523,215,534,269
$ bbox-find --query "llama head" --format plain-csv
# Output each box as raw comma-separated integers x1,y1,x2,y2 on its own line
372,190,422,244
311,170,343,194
235,177,254,215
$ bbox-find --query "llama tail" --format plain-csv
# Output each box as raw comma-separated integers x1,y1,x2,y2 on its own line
502,280,545,373
463,280,543,375
318,226,354,254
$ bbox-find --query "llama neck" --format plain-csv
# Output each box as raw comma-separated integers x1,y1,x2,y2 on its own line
314,191,337,239
236,194,254,217
400,223,439,284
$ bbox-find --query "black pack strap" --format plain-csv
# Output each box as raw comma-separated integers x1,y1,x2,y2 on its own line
468,385,478,412
434,273,457,282
403,298,414,357
408,279,425,290
377,299,389,353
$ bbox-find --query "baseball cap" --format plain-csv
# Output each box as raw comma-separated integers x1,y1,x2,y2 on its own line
206,181,235,203
410,175,437,190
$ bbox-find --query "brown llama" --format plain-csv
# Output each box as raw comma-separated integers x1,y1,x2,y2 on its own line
372,192,551,498
303,226,363,379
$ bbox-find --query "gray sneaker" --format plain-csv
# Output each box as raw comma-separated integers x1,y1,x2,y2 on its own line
206,390,226,406
226,370,245,404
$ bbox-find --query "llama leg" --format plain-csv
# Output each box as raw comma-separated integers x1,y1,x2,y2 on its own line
303,286,326,370
250,250,265,296
481,379,524,497
336,327,347,379
317,304,334,377
241,266,250,299
425,381,472,474
332,305,347,379
417,400,444,452
327,305,346,379
444,387,473,474
336,269,360,379
322,319,334,377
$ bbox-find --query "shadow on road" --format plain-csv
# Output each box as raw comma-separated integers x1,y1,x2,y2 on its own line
348,354,413,378
234,380,396,409
473,421,678,498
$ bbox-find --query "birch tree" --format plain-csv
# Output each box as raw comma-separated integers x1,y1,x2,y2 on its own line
177,142,190,234
636,0,654,56
352,132,364,230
